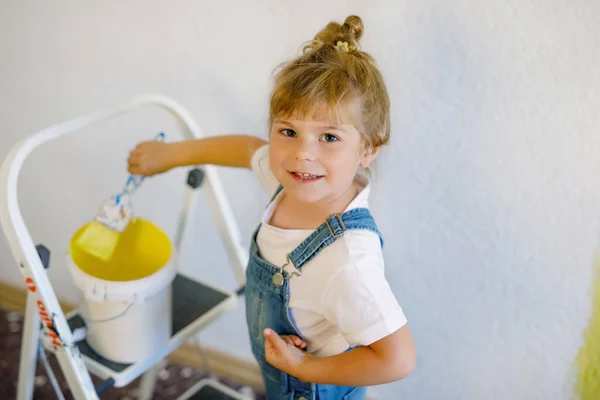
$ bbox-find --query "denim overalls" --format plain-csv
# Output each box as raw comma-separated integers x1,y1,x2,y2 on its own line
244,186,384,400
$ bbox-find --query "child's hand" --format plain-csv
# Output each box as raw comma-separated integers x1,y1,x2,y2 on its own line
127,141,175,176
264,329,309,375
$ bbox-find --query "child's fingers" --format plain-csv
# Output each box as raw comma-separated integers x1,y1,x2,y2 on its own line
281,335,307,348
273,333,307,350
292,336,307,348
283,336,295,346
127,162,140,174
130,147,143,157
264,329,287,352
134,141,150,150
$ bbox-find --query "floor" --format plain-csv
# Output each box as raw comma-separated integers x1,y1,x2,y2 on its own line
0,308,265,399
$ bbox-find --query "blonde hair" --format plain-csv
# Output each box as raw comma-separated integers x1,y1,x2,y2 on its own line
269,15,391,151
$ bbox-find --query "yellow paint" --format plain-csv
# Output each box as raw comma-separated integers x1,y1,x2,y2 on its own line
69,218,171,281
575,251,600,399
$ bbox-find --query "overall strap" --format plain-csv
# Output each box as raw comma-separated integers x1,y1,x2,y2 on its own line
283,208,384,277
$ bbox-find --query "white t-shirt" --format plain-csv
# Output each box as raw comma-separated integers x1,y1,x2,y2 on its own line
251,144,407,357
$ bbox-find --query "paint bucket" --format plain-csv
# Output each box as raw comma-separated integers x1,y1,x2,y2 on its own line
66,218,177,363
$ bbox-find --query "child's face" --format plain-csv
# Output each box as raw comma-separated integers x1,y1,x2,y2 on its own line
268,117,378,204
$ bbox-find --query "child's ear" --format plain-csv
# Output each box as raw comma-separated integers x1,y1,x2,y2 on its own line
360,146,380,168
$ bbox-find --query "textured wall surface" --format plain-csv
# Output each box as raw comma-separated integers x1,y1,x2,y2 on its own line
1,1,599,399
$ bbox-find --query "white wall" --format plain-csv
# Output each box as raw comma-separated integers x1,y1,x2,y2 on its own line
1,1,599,399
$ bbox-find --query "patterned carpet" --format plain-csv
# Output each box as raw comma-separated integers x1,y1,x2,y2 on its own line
0,309,265,399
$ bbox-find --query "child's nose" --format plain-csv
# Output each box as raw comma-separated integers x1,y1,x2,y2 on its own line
294,138,318,161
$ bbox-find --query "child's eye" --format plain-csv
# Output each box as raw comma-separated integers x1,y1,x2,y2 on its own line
280,128,296,137
320,133,339,142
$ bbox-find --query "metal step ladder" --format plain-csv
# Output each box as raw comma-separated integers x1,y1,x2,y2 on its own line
0,94,253,400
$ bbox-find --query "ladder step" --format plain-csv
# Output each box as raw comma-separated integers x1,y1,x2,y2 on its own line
55,273,237,388
176,378,251,400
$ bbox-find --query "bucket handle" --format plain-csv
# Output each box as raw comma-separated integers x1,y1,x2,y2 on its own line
78,301,134,324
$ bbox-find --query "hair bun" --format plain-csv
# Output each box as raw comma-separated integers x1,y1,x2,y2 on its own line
305,15,365,54
343,15,363,42
343,15,363,41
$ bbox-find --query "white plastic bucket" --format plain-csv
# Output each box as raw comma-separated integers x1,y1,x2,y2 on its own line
66,218,177,364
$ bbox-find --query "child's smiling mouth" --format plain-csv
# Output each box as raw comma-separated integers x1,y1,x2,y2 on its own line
290,171,324,182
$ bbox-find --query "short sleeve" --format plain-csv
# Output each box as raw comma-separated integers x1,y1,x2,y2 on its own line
250,143,280,196
322,250,407,347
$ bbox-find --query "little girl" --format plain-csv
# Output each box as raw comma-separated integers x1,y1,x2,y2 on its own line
128,15,415,400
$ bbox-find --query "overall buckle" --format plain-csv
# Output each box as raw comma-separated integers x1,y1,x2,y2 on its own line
326,213,346,238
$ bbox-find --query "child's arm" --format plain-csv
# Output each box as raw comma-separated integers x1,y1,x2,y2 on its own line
264,324,415,386
127,134,267,176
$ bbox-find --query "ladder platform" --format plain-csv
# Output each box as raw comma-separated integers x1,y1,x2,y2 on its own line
48,273,238,388
176,378,250,400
